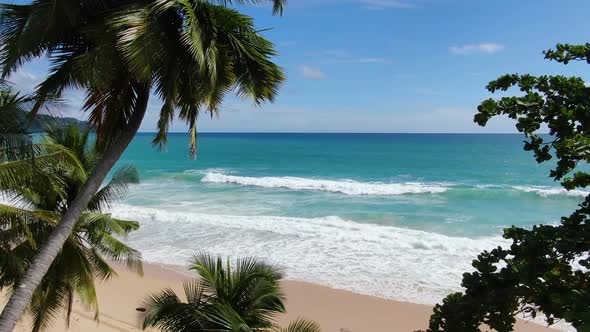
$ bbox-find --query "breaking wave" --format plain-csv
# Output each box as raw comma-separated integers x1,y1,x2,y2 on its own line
201,172,450,196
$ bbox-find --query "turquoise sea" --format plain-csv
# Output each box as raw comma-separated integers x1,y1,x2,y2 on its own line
112,133,587,304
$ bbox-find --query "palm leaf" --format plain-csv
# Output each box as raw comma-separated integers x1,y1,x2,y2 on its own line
29,280,68,332
201,301,252,331
276,319,321,332
0,204,60,248
87,247,117,281
79,212,143,275
88,165,139,212
141,288,205,332
204,0,286,16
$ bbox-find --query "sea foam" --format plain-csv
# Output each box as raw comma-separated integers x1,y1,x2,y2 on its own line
201,172,449,196
114,204,506,305
512,185,589,198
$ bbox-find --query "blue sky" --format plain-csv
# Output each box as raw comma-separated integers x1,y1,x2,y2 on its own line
9,0,590,133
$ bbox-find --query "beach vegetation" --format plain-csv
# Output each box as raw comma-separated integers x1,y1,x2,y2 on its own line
0,123,143,331
141,253,321,332
0,0,285,329
424,43,590,331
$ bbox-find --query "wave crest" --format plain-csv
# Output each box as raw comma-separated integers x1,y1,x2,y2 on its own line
201,172,449,196
512,186,589,198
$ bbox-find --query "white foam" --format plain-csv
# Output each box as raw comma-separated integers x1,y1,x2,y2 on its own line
113,204,506,305
513,185,589,198
201,172,449,196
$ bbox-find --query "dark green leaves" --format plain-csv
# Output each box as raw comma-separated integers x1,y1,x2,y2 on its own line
425,43,590,331
475,71,590,188
142,253,318,332
544,43,590,64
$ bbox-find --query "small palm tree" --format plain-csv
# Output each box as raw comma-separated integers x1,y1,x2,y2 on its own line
142,253,321,332
0,84,28,143
0,124,143,331
0,84,84,201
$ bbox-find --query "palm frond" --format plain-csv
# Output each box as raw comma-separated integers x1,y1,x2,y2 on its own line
29,281,68,332
204,0,286,15
141,288,204,332
79,212,143,275
276,319,321,332
0,146,87,195
87,247,117,281
0,204,60,248
112,0,283,157
201,301,252,331
182,280,206,305
0,87,30,137
62,239,100,323
88,165,139,212
0,240,34,289
43,124,95,169
190,252,223,294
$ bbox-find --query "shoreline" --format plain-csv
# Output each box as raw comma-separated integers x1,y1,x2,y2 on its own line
5,261,557,332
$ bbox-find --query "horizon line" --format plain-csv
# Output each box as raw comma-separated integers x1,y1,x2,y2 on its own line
136,131,543,135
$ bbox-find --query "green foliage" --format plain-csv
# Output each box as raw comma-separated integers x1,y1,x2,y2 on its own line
0,84,28,138
425,44,590,331
0,0,285,157
0,84,86,199
141,253,320,332
0,124,142,331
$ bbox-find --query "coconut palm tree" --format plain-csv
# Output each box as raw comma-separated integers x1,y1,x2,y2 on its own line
0,84,34,188
0,124,143,331
0,1,285,329
141,253,320,332
0,84,84,200
0,84,28,143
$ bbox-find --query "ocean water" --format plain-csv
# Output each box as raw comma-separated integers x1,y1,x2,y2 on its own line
112,133,587,305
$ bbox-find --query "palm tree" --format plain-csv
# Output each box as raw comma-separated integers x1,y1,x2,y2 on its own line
0,84,84,200
0,84,28,143
0,124,143,331
0,0,285,329
142,253,320,332
0,83,34,187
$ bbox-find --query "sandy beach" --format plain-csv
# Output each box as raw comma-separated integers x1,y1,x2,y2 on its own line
3,262,556,332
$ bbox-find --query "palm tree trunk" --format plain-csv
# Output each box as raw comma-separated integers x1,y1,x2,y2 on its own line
0,83,151,332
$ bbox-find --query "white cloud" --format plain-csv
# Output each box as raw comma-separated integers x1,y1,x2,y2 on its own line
449,43,505,55
4,68,88,120
300,65,326,79
7,69,40,93
360,0,416,9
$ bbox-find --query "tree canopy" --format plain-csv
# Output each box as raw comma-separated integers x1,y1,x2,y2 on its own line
425,43,590,331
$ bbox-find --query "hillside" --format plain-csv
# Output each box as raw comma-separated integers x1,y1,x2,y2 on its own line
24,112,90,133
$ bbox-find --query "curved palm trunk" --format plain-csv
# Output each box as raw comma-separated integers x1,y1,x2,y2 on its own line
0,84,151,332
